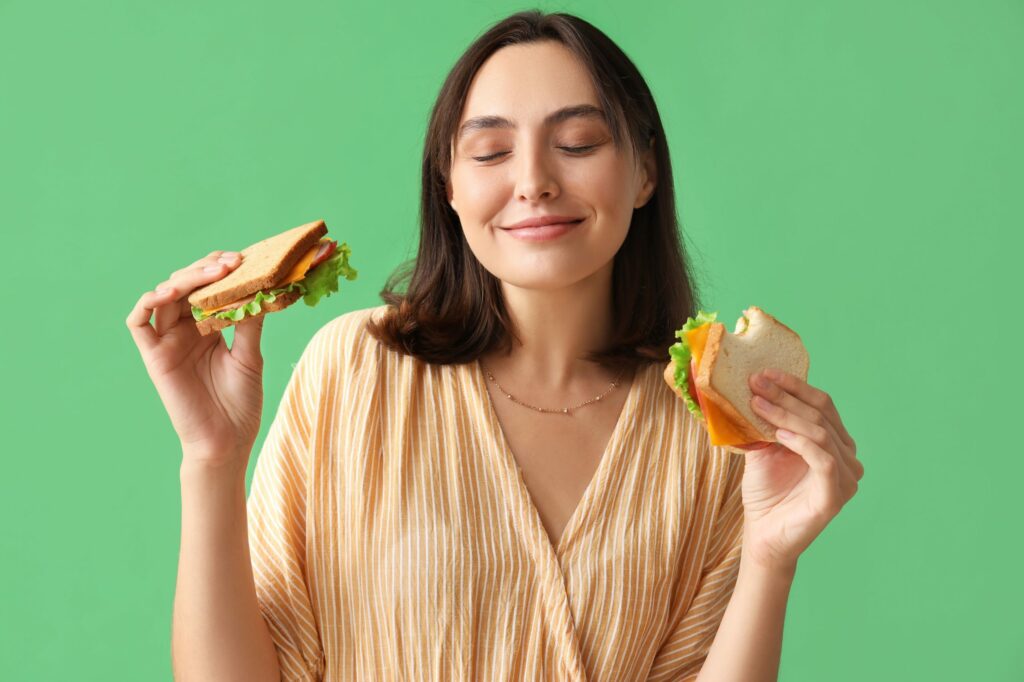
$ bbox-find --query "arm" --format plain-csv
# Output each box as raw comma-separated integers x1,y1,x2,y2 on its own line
172,456,280,682
693,367,864,681
694,533,795,682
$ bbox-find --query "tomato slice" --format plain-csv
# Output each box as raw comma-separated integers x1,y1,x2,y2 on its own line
686,358,699,404
309,239,337,269
689,357,712,419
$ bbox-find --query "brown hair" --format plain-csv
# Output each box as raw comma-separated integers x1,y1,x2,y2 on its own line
365,9,705,373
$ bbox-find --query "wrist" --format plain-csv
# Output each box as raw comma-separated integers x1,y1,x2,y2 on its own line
741,529,799,580
180,450,250,483
738,552,797,586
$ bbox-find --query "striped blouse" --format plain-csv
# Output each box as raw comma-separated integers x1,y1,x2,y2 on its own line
246,305,746,681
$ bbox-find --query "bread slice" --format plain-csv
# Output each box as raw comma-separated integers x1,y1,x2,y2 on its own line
187,219,328,311
195,289,303,336
694,306,810,447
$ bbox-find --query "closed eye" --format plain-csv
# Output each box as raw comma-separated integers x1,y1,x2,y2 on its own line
561,144,598,155
471,144,599,163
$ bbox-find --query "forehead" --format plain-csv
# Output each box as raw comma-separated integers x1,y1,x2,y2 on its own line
457,41,604,138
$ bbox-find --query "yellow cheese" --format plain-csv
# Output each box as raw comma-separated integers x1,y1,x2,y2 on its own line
273,242,321,287
685,324,755,447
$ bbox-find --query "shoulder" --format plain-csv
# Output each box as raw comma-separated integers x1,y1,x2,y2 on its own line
310,303,389,347
285,305,393,412
298,304,391,375
288,303,391,387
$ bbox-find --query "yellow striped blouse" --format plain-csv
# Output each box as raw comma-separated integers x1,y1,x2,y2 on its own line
246,305,746,681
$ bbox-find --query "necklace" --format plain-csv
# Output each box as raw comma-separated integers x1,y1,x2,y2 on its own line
480,362,628,415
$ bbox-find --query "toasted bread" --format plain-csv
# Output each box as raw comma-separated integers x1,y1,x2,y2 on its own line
694,306,810,443
188,219,328,311
194,289,304,336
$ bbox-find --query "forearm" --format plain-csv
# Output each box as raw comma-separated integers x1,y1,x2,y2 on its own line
696,538,795,682
172,457,280,682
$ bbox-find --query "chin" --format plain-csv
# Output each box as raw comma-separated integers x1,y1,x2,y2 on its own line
497,262,607,292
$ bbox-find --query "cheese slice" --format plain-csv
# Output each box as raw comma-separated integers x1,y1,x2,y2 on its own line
200,241,323,315
273,241,321,288
685,323,755,447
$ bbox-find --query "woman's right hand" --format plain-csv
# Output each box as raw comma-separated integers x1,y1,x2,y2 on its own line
126,250,266,471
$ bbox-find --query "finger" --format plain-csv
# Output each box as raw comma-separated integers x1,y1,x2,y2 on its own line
169,250,240,280
761,369,856,449
750,373,849,458
152,290,189,337
126,286,177,354
750,392,859,495
773,427,849,515
754,371,862,482
154,253,242,335
231,314,265,373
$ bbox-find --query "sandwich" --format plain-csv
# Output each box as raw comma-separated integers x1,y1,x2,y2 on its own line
664,306,810,454
188,218,357,336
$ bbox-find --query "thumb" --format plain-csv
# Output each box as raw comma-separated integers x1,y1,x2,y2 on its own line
231,314,265,371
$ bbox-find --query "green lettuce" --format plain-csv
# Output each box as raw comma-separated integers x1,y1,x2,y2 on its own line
191,243,358,323
667,310,718,421
299,242,357,307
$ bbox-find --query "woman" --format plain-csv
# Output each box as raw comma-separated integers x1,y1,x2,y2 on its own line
127,10,863,681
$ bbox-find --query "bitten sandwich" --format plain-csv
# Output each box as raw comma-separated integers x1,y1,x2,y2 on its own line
664,306,810,454
188,218,357,336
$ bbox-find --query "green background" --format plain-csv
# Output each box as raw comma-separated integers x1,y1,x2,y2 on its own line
2,0,1020,679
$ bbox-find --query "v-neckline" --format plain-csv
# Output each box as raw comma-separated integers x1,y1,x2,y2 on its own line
473,359,646,559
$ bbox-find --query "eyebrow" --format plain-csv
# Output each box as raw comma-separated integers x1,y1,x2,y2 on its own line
456,104,607,141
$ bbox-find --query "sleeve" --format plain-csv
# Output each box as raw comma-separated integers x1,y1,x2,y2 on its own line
648,446,746,682
246,328,331,682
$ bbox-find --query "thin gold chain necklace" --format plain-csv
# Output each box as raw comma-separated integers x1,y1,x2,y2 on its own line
480,362,627,415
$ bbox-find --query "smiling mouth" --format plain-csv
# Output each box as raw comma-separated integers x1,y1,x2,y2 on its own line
499,218,585,241
501,219,584,231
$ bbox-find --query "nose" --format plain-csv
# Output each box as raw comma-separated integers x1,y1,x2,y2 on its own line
513,142,560,203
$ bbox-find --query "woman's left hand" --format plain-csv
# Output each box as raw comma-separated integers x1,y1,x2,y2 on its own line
738,368,863,573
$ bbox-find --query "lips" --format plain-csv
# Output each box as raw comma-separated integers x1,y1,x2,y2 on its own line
500,218,584,242
502,215,585,230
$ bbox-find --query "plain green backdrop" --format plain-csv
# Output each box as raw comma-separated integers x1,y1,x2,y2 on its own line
1,0,1021,679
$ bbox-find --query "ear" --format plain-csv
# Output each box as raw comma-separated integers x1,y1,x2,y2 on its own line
446,143,458,210
633,135,657,209
446,179,456,211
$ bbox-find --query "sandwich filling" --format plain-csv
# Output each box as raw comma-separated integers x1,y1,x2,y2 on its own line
668,310,717,420
669,310,766,449
191,239,357,323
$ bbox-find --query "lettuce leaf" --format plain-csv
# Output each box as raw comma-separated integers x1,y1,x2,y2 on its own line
667,310,718,421
300,242,357,307
190,243,357,323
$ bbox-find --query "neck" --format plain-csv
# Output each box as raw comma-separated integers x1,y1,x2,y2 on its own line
480,260,621,396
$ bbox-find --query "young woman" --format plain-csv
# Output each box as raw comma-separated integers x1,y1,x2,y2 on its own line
127,10,863,682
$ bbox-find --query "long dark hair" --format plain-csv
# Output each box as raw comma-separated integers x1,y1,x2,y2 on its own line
365,9,704,373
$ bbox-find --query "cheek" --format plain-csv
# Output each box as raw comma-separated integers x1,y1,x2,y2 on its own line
450,167,508,221
570,156,637,222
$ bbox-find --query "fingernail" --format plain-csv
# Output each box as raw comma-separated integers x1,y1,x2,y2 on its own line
203,264,221,273
777,428,794,439
155,286,171,294
221,251,238,257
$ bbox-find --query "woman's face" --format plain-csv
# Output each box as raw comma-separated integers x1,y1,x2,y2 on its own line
448,40,656,292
